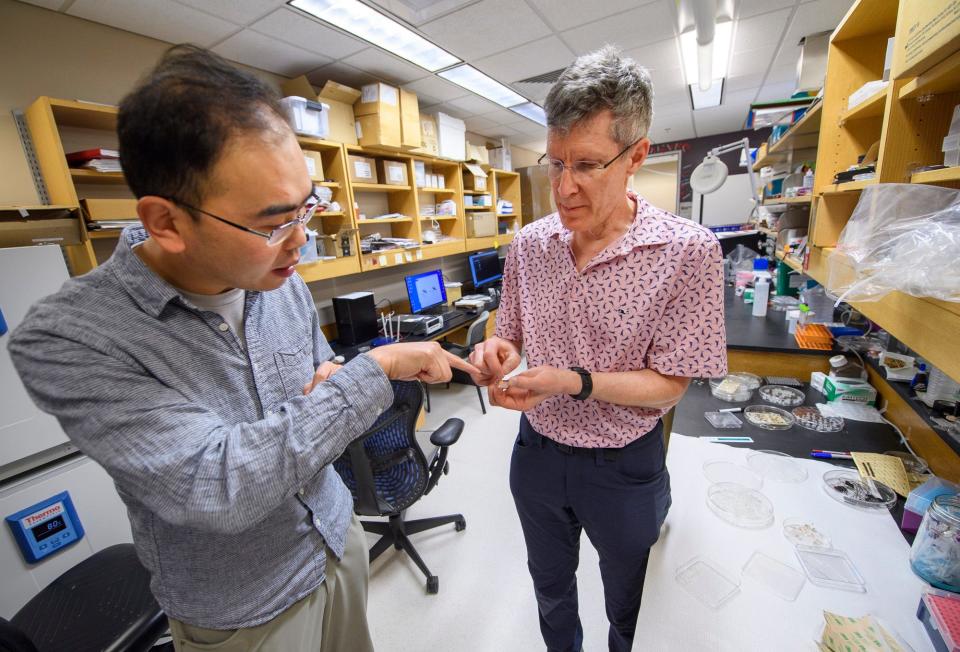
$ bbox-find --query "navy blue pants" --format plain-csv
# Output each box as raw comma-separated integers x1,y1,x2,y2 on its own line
510,415,671,652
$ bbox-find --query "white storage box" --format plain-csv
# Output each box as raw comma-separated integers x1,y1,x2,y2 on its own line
489,146,512,171
279,96,330,138
436,112,466,161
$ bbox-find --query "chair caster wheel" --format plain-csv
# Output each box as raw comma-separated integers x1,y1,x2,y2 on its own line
455,518,466,532
427,576,439,594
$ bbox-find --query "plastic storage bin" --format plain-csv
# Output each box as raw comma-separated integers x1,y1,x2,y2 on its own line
279,96,330,138
904,476,960,533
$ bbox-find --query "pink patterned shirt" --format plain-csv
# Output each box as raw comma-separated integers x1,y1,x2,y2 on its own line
495,194,727,448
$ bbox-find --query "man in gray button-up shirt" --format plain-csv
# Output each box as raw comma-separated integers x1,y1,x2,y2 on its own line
8,46,475,650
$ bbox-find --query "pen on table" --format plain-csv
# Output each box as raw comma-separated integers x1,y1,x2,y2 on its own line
717,407,741,413
810,451,853,460
812,449,852,456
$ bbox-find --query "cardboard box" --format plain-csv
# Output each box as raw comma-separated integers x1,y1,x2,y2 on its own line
399,88,421,149
80,198,138,221
0,207,82,247
302,150,325,181
465,211,497,237
355,82,400,116
280,76,361,145
416,115,439,156
377,159,408,186
463,162,488,191
892,0,960,79
466,143,489,164
347,155,379,184
355,113,401,149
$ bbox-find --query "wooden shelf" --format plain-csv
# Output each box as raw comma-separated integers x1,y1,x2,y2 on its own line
70,169,126,184
465,206,492,211
351,182,412,192
463,190,488,195
420,215,457,221
821,178,876,193
297,136,346,151
297,256,362,283
417,187,456,193
49,98,118,130
899,49,960,100
465,233,515,251
911,167,960,185
315,211,345,218
492,169,519,178
762,195,813,206
356,217,413,224
832,0,898,42
497,212,519,218
839,88,887,123
419,239,465,260
318,181,340,189
752,102,822,169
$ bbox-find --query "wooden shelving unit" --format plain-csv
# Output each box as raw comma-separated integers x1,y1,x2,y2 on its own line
414,156,466,262
752,102,821,171
762,195,813,206
910,167,960,185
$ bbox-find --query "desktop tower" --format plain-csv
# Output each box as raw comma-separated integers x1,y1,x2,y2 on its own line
332,292,378,345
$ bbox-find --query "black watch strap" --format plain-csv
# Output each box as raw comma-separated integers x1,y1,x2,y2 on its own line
569,366,593,400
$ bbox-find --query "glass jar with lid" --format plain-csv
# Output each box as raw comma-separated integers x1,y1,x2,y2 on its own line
910,494,960,592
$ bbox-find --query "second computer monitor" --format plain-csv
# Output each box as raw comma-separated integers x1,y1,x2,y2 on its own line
405,269,447,314
469,250,502,288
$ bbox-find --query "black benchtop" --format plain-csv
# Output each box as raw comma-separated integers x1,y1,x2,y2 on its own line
723,284,831,355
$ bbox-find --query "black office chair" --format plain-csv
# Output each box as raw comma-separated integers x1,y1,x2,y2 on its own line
0,544,169,652
424,310,490,414
334,381,465,594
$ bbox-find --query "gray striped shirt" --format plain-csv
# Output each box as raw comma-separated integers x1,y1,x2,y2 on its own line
7,227,393,629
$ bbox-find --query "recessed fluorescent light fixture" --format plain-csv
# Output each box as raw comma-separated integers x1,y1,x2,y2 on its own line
680,20,732,91
510,103,547,126
689,78,724,110
289,0,460,72
438,65,527,108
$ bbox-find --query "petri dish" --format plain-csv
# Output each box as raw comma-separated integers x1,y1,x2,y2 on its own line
742,550,806,601
770,296,800,312
675,556,741,610
747,450,808,483
765,375,803,387
792,406,844,432
758,385,805,407
706,482,775,529
744,405,795,430
882,450,929,476
704,411,743,429
709,376,754,402
728,371,763,390
822,469,896,510
794,545,866,592
782,517,832,549
703,460,764,489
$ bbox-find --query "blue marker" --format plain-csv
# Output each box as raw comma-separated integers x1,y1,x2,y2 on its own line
811,452,853,460
705,436,754,443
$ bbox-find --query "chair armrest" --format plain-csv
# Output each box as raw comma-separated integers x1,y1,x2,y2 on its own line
430,418,464,447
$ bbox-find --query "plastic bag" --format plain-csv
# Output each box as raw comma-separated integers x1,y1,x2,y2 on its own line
827,184,960,303
724,244,758,282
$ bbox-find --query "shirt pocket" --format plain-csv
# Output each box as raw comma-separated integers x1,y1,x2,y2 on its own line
274,342,314,401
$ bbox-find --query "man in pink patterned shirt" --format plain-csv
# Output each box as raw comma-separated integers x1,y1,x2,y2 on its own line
470,46,727,652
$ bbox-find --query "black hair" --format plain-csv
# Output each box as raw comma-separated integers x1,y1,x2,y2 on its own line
118,44,287,207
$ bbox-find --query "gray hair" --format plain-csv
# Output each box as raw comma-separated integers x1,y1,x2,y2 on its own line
544,45,653,146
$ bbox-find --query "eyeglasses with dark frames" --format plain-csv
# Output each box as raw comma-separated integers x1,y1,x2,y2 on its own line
538,138,643,182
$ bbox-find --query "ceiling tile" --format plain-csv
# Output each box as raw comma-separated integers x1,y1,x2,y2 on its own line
724,87,760,107
561,2,676,55
402,76,469,103
16,0,67,10
510,121,547,139
367,0,480,28
647,66,686,97
515,137,547,153
732,8,792,53
472,123,524,139
725,72,766,93
655,86,692,107
68,0,239,48
479,106,526,124
420,102,471,120
525,0,646,33
738,0,796,19
473,36,574,85
212,29,331,77
173,0,285,25
652,102,692,127
447,94,504,116
755,81,798,103
463,115,499,132
306,61,377,89
419,0,551,61
765,63,797,85
249,8,367,59
340,48,429,84
623,38,683,75
729,46,777,78
693,104,747,137
650,123,695,143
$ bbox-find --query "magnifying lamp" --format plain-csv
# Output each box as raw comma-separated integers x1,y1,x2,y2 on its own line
689,137,759,221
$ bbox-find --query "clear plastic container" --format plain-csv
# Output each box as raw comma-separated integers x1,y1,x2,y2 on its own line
822,469,896,510
770,296,800,312
792,406,845,432
704,411,743,429
675,556,740,610
702,460,763,490
910,495,960,592
758,385,805,407
742,551,806,601
729,372,763,390
710,376,755,402
747,450,808,483
744,405,795,430
706,482,775,529
782,518,832,549
794,545,866,592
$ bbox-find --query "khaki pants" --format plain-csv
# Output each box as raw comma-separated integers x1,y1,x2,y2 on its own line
169,515,374,652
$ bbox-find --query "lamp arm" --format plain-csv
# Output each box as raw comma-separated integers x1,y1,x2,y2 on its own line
709,137,759,218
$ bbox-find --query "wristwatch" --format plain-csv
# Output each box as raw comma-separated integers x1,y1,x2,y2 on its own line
568,366,593,401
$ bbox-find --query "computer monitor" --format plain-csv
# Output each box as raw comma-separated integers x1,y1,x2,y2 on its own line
405,269,447,314
469,250,502,288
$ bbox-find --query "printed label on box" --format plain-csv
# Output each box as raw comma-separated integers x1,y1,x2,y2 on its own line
416,250,423,260
394,253,404,264
355,121,362,138
378,255,387,266
381,86,398,106
388,166,405,183
354,161,372,179
405,253,413,262
304,156,317,177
